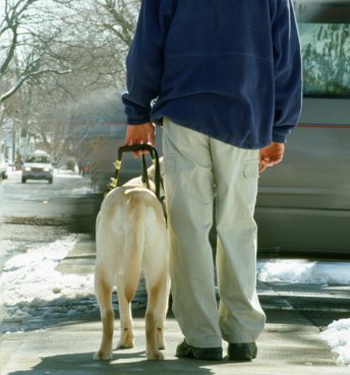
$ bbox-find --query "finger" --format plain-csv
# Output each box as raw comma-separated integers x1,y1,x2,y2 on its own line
259,161,267,173
147,132,155,146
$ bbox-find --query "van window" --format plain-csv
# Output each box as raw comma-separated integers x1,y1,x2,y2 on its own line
294,1,350,98
299,23,350,97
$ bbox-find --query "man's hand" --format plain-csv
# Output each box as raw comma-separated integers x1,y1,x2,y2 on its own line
124,122,156,158
259,142,285,173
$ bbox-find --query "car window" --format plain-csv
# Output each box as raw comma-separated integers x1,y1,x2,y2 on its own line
26,156,51,163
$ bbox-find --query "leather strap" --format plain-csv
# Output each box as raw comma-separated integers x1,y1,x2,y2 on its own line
106,144,164,202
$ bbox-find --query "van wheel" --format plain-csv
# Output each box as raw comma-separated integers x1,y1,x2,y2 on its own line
22,177,26,183
48,178,53,184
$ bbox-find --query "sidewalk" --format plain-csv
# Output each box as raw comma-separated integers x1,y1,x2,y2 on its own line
2,236,349,375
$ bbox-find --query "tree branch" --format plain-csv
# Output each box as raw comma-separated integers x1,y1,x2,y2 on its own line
1,68,73,103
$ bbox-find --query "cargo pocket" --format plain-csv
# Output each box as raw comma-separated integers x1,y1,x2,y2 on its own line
243,160,259,179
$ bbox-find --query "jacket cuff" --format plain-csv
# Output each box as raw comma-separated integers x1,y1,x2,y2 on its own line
272,133,287,143
126,115,151,125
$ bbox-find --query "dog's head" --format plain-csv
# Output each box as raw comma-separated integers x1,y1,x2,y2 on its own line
145,157,164,197
121,157,164,198
146,156,163,183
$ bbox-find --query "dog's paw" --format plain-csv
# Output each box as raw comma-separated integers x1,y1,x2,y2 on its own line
117,341,134,350
117,337,134,349
146,350,164,361
117,328,135,349
93,350,113,361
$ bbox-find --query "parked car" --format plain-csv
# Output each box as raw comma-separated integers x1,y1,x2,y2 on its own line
22,151,53,184
0,154,8,180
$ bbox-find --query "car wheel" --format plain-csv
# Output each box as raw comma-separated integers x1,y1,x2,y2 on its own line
22,177,26,183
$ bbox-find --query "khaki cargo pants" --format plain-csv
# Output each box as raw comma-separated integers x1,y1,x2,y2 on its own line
162,118,266,348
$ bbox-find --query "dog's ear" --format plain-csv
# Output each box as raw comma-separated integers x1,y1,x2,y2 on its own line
147,157,163,182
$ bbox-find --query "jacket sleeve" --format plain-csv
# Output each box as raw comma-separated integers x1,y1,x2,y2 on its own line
122,0,174,125
272,0,303,143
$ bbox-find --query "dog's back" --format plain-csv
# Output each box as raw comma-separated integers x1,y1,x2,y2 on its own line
96,183,167,299
94,178,169,361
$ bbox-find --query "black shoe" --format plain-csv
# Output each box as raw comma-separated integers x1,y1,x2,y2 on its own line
227,342,257,361
176,340,223,361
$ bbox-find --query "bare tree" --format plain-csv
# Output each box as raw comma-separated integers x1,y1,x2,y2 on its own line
0,1,73,106
1,0,140,164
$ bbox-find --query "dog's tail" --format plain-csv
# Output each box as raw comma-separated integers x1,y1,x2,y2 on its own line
122,190,148,302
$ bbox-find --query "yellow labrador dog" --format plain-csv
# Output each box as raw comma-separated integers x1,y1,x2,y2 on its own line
93,162,169,361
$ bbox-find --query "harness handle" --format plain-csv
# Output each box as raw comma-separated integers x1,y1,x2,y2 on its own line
106,144,163,201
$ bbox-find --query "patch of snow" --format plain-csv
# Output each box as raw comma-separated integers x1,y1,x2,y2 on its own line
257,259,350,286
320,319,350,366
70,186,94,195
1,235,95,333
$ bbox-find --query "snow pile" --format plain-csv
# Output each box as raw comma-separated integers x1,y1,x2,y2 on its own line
2,235,94,304
257,259,350,286
0,240,19,264
258,259,350,366
320,319,350,366
1,235,95,332
70,186,94,195
0,239,18,254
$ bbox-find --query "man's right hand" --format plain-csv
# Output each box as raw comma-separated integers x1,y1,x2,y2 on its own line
259,142,285,173
124,122,156,158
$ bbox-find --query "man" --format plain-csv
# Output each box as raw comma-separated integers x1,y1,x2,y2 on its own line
122,0,302,361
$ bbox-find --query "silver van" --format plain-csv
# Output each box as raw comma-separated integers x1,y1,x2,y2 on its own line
256,0,350,256
22,152,54,184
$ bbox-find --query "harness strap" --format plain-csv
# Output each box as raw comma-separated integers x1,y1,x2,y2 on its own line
141,154,151,190
105,144,164,204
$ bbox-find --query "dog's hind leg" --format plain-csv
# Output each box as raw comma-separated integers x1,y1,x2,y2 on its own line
116,275,136,349
143,220,170,361
116,193,145,350
155,272,170,351
93,267,115,361
144,270,170,360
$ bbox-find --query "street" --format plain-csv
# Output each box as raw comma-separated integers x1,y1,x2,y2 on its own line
0,169,96,222
0,169,95,269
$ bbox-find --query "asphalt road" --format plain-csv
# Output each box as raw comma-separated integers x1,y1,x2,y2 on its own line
0,169,102,231
0,169,98,271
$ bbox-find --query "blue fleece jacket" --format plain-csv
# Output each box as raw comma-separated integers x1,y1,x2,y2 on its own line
122,0,302,149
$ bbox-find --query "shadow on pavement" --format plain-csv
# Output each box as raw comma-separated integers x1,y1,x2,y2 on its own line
6,351,218,375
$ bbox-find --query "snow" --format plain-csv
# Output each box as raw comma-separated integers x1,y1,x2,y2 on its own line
320,319,350,366
1,236,350,365
257,259,350,366
1,235,95,333
2,235,93,304
257,259,350,286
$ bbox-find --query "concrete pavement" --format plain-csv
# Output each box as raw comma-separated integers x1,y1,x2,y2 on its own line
2,235,349,375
